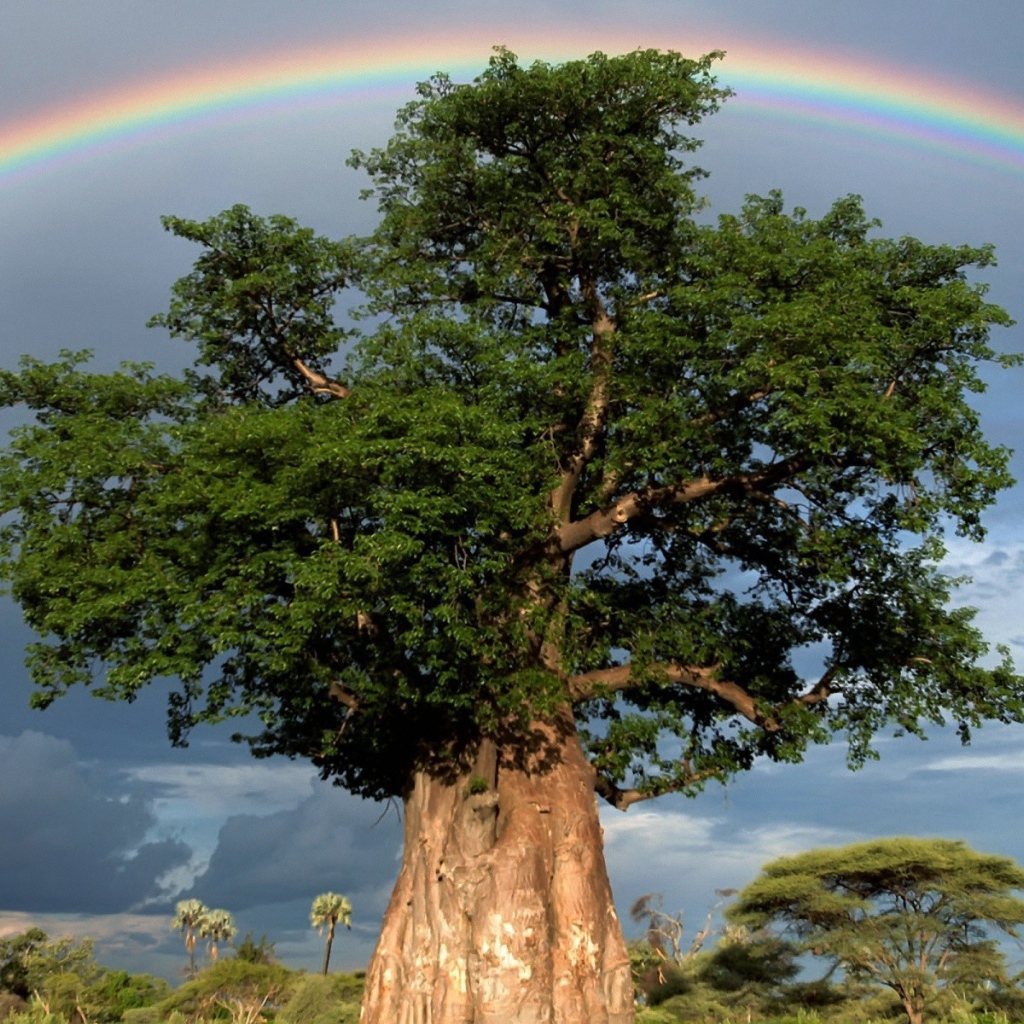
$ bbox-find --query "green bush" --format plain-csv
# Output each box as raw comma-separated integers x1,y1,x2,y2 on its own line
88,970,170,1022
636,1007,684,1024
158,959,294,1022
120,1009,162,1024
0,994,27,1023
277,972,363,1024
2,1011,69,1024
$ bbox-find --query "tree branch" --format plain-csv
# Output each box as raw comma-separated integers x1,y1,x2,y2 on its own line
795,665,840,707
548,287,615,520
329,682,361,712
595,759,724,812
555,455,812,555
569,661,776,730
585,660,850,811
687,387,772,430
293,358,352,399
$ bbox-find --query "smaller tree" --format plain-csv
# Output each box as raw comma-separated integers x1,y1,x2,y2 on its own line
233,933,276,966
199,910,237,964
157,959,292,1024
728,836,1024,1024
21,934,102,1023
0,929,48,1000
171,900,209,978
310,893,352,975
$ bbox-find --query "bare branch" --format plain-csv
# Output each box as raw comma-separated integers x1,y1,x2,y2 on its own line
594,773,651,812
329,682,360,711
549,282,615,520
293,358,352,399
795,665,840,707
569,660,778,731
595,759,724,812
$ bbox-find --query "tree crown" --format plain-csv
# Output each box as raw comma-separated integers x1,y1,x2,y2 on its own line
728,836,1024,1018
0,48,1020,804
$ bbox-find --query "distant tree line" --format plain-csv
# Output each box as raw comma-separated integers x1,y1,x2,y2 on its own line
4,841,1024,1024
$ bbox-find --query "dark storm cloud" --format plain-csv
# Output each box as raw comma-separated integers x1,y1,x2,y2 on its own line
185,785,402,913
0,731,192,913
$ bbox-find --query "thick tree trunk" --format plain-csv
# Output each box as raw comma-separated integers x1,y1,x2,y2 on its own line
360,711,634,1023
896,988,924,1024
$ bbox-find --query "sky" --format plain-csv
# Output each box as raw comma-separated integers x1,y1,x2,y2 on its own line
2,0,1024,982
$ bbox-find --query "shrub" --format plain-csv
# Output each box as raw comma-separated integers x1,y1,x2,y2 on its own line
120,1009,162,1024
158,960,293,1023
277,972,363,1024
0,994,27,1023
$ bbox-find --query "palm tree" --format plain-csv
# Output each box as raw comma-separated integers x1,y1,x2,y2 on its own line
310,892,352,974
199,908,237,963
171,899,210,978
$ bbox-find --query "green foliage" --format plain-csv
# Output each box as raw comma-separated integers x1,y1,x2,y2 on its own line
84,971,169,1023
701,927,800,994
729,837,1024,1024
644,983,733,1023
0,994,27,1023
2,1010,69,1024
149,205,352,408
20,936,102,1022
635,1007,685,1024
119,1010,162,1024
0,930,48,1000
157,959,293,1023
277,973,363,1024
231,935,275,967
465,774,489,795
309,894,352,934
0,47,1021,808
0,931,167,1024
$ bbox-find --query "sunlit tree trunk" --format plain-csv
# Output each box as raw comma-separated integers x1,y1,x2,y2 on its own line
322,923,335,976
360,710,634,1024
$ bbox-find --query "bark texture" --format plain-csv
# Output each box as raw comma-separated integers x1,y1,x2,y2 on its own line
360,714,634,1023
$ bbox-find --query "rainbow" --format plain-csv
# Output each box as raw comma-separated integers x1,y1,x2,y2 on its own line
1,26,1023,190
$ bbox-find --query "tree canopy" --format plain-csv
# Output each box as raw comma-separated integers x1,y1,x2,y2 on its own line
0,44,1019,802
727,836,1024,1024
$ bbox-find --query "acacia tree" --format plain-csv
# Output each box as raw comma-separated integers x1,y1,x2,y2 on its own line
727,837,1024,1024
310,892,353,975
1,48,1022,1024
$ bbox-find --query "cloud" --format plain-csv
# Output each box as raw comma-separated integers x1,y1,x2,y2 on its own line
940,540,1024,654
183,784,402,915
601,801,861,937
121,761,320,870
0,732,192,914
922,753,1024,772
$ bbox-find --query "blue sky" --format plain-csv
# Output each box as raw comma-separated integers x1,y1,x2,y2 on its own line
1,0,1024,980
